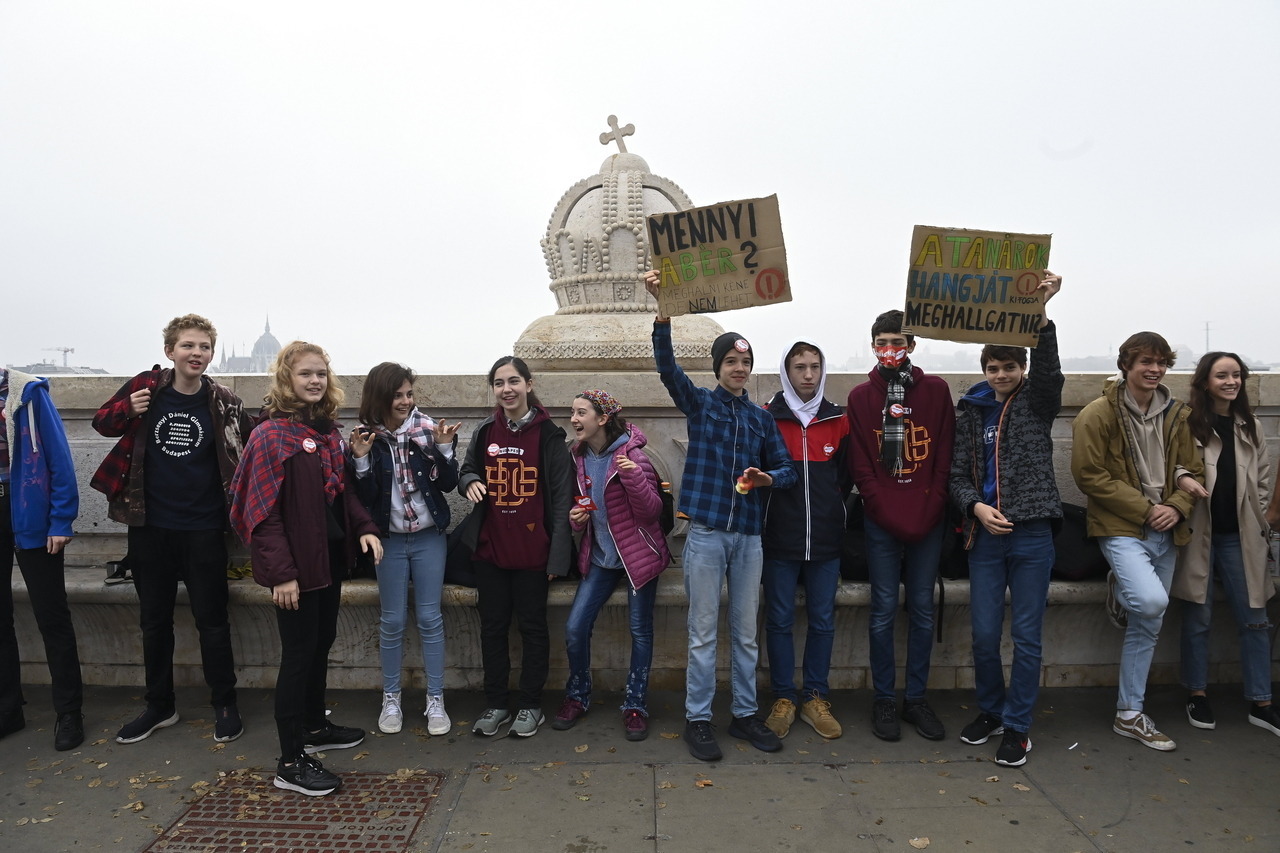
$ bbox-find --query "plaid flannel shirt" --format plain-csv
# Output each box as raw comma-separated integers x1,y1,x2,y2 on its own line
91,368,253,526
652,321,795,534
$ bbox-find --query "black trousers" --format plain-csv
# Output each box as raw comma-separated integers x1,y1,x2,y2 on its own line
127,525,237,711
474,561,549,709
0,493,83,716
274,580,341,759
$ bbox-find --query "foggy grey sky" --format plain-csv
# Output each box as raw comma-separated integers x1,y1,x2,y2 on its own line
3,1,1277,376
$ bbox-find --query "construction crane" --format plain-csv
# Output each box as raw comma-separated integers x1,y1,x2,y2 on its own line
43,346,74,368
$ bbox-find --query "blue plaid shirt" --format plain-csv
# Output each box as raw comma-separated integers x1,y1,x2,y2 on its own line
653,321,796,535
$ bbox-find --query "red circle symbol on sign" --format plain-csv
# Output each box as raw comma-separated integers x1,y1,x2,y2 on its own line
1015,272,1039,296
755,268,786,300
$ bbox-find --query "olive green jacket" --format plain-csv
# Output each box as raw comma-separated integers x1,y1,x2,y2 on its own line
1070,378,1203,546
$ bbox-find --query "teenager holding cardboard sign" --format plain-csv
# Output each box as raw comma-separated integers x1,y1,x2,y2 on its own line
949,272,1062,767
643,270,796,762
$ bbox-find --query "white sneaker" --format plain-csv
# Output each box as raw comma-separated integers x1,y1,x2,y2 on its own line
425,695,451,736
378,692,403,734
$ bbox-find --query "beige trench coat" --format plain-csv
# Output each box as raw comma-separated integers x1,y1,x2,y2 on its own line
1172,415,1274,607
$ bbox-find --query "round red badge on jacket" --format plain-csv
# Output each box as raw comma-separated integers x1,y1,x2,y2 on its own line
487,443,500,456
889,403,906,418
302,437,317,453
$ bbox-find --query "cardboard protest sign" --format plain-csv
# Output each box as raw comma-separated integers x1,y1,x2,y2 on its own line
902,225,1052,346
647,195,790,318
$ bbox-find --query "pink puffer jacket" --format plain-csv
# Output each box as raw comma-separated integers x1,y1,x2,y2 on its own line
570,425,671,589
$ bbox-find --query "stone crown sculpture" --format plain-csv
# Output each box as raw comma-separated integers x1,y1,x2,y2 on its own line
513,116,724,371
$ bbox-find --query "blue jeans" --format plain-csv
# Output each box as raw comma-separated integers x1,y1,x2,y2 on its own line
563,565,658,714
1098,527,1176,713
865,516,943,701
968,520,1054,732
682,524,763,721
377,529,447,696
1180,533,1273,702
762,557,840,701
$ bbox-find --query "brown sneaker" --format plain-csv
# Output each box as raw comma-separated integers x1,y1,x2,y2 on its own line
800,694,843,739
1113,712,1176,751
765,698,796,738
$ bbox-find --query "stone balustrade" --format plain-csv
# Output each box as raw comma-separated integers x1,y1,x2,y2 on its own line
12,370,1280,694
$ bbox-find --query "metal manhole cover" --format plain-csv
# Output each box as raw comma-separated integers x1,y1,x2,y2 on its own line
144,768,445,852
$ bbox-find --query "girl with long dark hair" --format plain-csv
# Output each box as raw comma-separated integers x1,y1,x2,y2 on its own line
458,356,573,738
1173,352,1279,737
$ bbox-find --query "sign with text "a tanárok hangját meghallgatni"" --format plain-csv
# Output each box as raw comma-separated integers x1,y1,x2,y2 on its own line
902,225,1052,346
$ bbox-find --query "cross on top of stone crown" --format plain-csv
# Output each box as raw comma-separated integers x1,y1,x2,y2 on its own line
599,115,635,153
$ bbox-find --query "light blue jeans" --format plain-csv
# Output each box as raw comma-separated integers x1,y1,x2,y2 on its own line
1098,527,1176,713
682,524,763,721
1180,533,1273,702
377,529,447,696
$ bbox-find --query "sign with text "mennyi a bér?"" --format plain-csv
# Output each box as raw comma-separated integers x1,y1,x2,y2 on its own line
903,225,1052,347
647,195,791,318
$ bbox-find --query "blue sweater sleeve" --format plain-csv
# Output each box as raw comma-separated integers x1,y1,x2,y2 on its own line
33,386,79,538
652,321,703,416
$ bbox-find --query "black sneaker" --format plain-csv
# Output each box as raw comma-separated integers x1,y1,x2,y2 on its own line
1186,695,1215,730
959,712,1005,745
994,728,1032,766
684,720,722,762
304,722,365,754
274,754,340,797
872,698,901,741
727,715,783,753
214,705,243,742
54,712,84,751
1248,703,1280,737
902,698,946,741
104,560,132,585
116,707,180,744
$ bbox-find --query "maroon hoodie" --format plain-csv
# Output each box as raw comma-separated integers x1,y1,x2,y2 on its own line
846,365,955,542
473,407,558,571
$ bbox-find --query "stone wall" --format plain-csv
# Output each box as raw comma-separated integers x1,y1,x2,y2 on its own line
14,370,1280,693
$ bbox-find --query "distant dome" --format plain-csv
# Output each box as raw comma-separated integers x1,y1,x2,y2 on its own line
251,319,281,359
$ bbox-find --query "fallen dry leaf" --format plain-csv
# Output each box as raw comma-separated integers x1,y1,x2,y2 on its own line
791,824,803,830
659,732,680,739
694,779,714,788
985,775,999,783
658,781,677,789
574,744,588,753
909,838,930,849
1012,783,1031,792
352,751,369,761
1178,778,1189,785
576,795,590,801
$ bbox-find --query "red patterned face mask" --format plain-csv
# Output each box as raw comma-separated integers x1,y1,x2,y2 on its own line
874,346,909,369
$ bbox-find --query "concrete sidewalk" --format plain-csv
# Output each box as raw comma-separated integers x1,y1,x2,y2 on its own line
1,685,1277,852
